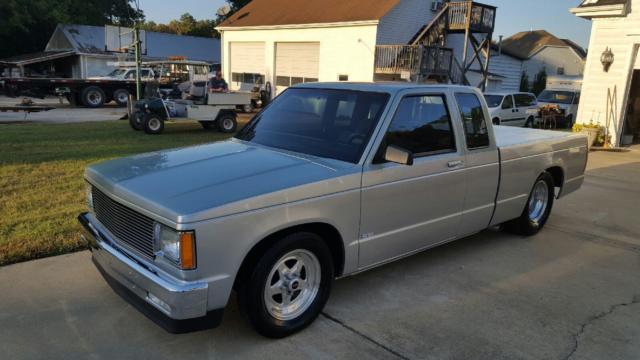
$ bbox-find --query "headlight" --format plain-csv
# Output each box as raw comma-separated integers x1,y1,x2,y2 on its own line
85,183,94,211
154,223,196,270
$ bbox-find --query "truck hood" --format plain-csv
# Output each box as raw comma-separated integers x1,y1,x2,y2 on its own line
85,140,361,224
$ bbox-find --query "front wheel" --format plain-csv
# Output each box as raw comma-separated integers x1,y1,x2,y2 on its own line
524,116,535,128
238,232,334,338
217,113,237,133
506,172,555,236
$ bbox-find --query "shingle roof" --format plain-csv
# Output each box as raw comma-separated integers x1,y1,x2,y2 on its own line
218,0,402,28
578,0,627,7
500,30,586,60
56,24,221,63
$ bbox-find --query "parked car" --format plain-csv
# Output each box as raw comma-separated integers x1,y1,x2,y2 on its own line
537,89,581,128
484,92,538,127
79,83,588,338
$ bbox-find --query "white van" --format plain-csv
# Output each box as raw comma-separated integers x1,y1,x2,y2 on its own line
484,92,539,127
537,76,582,129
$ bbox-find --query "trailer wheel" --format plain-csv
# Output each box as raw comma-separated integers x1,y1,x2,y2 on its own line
217,113,238,133
130,111,144,131
81,86,105,108
113,89,130,107
143,114,164,135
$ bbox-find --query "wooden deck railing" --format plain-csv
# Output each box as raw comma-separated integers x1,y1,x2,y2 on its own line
374,45,454,77
447,1,496,33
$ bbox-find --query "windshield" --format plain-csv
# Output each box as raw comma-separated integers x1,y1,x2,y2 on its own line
483,95,503,108
538,90,575,104
236,88,390,163
107,69,127,77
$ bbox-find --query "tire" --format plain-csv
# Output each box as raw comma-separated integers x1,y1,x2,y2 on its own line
525,116,535,128
199,121,215,130
565,115,574,129
143,114,164,135
493,118,501,126
242,103,253,113
81,86,105,108
113,89,130,107
129,111,144,131
506,172,555,236
217,113,238,133
238,232,334,338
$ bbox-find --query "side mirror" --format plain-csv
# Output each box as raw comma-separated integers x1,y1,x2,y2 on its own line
384,145,414,166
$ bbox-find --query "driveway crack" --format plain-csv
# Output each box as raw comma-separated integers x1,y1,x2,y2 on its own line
321,312,412,360
564,295,640,360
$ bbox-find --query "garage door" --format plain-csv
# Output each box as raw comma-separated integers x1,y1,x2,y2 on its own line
229,42,265,91
275,42,320,94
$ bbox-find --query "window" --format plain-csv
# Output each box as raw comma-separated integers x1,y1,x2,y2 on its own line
557,67,565,75
275,76,318,87
484,95,504,108
140,69,151,78
455,93,490,149
384,95,456,156
338,74,349,81
514,94,536,107
232,72,265,84
501,95,514,109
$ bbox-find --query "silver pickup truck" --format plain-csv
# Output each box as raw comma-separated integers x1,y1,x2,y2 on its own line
78,83,588,338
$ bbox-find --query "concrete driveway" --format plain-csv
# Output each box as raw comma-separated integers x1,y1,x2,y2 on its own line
1,148,639,360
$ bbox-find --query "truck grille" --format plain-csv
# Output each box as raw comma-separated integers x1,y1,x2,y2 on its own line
92,186,156,259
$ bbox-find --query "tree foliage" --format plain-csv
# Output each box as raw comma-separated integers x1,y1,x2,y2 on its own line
141,14,218,38
532,68,548,96
0,0,143,58
519,71,530,93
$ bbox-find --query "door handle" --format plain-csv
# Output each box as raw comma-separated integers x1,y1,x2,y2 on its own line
447,160,464,168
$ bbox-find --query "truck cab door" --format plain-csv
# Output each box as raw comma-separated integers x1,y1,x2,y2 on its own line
358,91,466,268
453,92,500,237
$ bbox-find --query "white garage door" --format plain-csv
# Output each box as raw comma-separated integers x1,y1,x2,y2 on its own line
275,42,320,94
229,42,265,91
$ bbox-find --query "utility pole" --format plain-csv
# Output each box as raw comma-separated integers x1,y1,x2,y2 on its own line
134,26,142,100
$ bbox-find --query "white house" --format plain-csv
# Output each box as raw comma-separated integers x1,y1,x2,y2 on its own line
500,30,586,84
571,0,640,146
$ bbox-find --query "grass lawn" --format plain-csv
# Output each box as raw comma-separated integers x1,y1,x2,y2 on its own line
0,120,236,266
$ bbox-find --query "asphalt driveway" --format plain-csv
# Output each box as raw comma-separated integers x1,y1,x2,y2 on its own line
1,148,639,360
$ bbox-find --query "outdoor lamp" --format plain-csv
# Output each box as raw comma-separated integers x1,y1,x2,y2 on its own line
601,47,614,72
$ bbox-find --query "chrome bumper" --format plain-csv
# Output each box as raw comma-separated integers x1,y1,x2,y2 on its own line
78,212,223,333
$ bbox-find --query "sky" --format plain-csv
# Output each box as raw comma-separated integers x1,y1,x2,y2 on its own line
138,0,592,48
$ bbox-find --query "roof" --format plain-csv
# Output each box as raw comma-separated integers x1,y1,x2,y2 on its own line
500,30,587,60
218,0,402,28
578,0,627,7
0,50,75,65
293,82,478,95
51,24,221,63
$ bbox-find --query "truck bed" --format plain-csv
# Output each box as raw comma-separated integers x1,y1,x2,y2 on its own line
491,126,588,226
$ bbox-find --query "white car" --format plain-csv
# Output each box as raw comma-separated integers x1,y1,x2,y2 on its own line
484,92,539,127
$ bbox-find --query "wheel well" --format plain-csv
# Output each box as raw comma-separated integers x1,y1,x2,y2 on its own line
233,223,345,290
546,166,564,190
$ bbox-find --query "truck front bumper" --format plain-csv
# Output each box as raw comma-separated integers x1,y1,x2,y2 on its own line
78,212,223,333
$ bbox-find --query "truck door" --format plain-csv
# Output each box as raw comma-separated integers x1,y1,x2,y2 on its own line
359,92,466,268
453,92,500,237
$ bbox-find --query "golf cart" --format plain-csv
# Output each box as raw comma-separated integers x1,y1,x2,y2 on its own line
129,87,252,134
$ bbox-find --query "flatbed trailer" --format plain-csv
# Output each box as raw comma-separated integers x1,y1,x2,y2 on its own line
1,77,143,108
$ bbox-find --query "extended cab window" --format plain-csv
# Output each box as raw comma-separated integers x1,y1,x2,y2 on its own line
455,93,490,149
384,95,456,156
514,94,535,107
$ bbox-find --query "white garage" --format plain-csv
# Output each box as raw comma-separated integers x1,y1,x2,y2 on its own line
275,42,320,94
229,42,265,91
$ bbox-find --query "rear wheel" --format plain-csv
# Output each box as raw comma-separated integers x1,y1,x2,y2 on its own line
113,89,130,107
506,172,555,236
81,86,105,108
525,116,535,128
217,113,237,133
143,114,164,134
238,232,334,338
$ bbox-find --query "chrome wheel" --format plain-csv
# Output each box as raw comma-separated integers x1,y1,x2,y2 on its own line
87,91,103,106
264,250,321,321
222,118,234,131
528,180,549,224
148,117,161,131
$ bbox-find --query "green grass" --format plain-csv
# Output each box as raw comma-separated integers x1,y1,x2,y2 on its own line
0,120,235,266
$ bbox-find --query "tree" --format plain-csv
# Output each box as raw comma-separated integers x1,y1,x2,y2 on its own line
141,13,218,38
0,0,143,58
519,71,530,93
532,68,548,96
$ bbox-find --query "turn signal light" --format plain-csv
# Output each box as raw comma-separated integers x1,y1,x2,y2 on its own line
180,232,196,270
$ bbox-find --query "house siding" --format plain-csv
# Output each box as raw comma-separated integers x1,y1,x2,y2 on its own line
376,0,435,45
576,0,640,146
523,46,585,79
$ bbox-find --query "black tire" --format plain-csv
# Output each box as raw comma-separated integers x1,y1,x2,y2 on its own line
506,172,555,236
113,89,130,107
129,111,144,131
199,121,215,130
143,114,164,134
525,116,535,128
238,232,334,338
493,118,501,125
217,113,238,133
81,86,105,108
